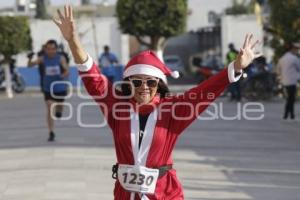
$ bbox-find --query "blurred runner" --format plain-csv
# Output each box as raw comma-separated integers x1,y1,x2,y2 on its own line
28,39,69,141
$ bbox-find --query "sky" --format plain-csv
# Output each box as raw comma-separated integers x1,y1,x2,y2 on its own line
0,0,117,8
0,0,230,9
0,0,233,30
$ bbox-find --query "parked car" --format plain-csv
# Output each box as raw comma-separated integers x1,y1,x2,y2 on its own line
163,55,186,77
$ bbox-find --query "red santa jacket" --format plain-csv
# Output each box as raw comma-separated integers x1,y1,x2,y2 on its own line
78,56,240,200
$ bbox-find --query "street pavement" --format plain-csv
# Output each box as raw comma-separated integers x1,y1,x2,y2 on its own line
0,90,300,200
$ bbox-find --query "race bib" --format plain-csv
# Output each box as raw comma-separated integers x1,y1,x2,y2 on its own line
118,164,159,194
45,65,61,76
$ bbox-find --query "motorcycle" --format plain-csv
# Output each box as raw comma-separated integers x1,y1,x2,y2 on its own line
0,59,26,93
240,67,282,101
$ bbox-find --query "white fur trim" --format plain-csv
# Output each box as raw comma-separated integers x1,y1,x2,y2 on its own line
228,61,243,83
130,108,157,166
171,71,180,79
130,109,157,200
124,64,167,83
77,54,93,72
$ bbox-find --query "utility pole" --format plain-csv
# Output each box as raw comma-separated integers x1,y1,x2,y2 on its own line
91,18,100,65
4,63,13,98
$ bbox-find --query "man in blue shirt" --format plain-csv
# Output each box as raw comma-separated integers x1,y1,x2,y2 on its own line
98,45,118,82
28,40,69,141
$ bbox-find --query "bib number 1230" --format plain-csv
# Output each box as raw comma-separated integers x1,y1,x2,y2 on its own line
118,164,159,194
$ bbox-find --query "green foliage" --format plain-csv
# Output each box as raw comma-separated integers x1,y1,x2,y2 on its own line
116,0,187,49
267,0,300,62
0,16,32,61
225,0,255,15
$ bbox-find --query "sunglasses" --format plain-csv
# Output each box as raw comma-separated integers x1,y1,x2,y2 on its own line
129,78,159,88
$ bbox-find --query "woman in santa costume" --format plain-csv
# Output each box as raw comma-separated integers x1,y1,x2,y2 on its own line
54,5,261,200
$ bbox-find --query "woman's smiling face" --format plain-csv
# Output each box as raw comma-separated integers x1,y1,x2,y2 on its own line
129,74,159,104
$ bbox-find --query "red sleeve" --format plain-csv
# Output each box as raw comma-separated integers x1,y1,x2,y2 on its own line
164,68,230,134
79,62,120,126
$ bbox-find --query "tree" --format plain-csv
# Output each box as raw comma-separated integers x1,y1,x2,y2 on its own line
0,16,32,61
225,0,255,15
0,16,32,97
267,0,300,62
116,0,187,56
35,0,49,19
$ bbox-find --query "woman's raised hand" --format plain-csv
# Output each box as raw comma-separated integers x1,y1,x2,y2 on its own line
234,34,262,71
53,5,88,64
53,5,76,42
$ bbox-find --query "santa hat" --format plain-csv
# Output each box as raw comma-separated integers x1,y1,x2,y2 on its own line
123,50,180,84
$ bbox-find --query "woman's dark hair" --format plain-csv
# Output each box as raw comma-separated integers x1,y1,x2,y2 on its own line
121,78,170,98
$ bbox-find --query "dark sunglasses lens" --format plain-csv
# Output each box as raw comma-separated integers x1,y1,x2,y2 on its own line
147,80,158,87
131,80,142,87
